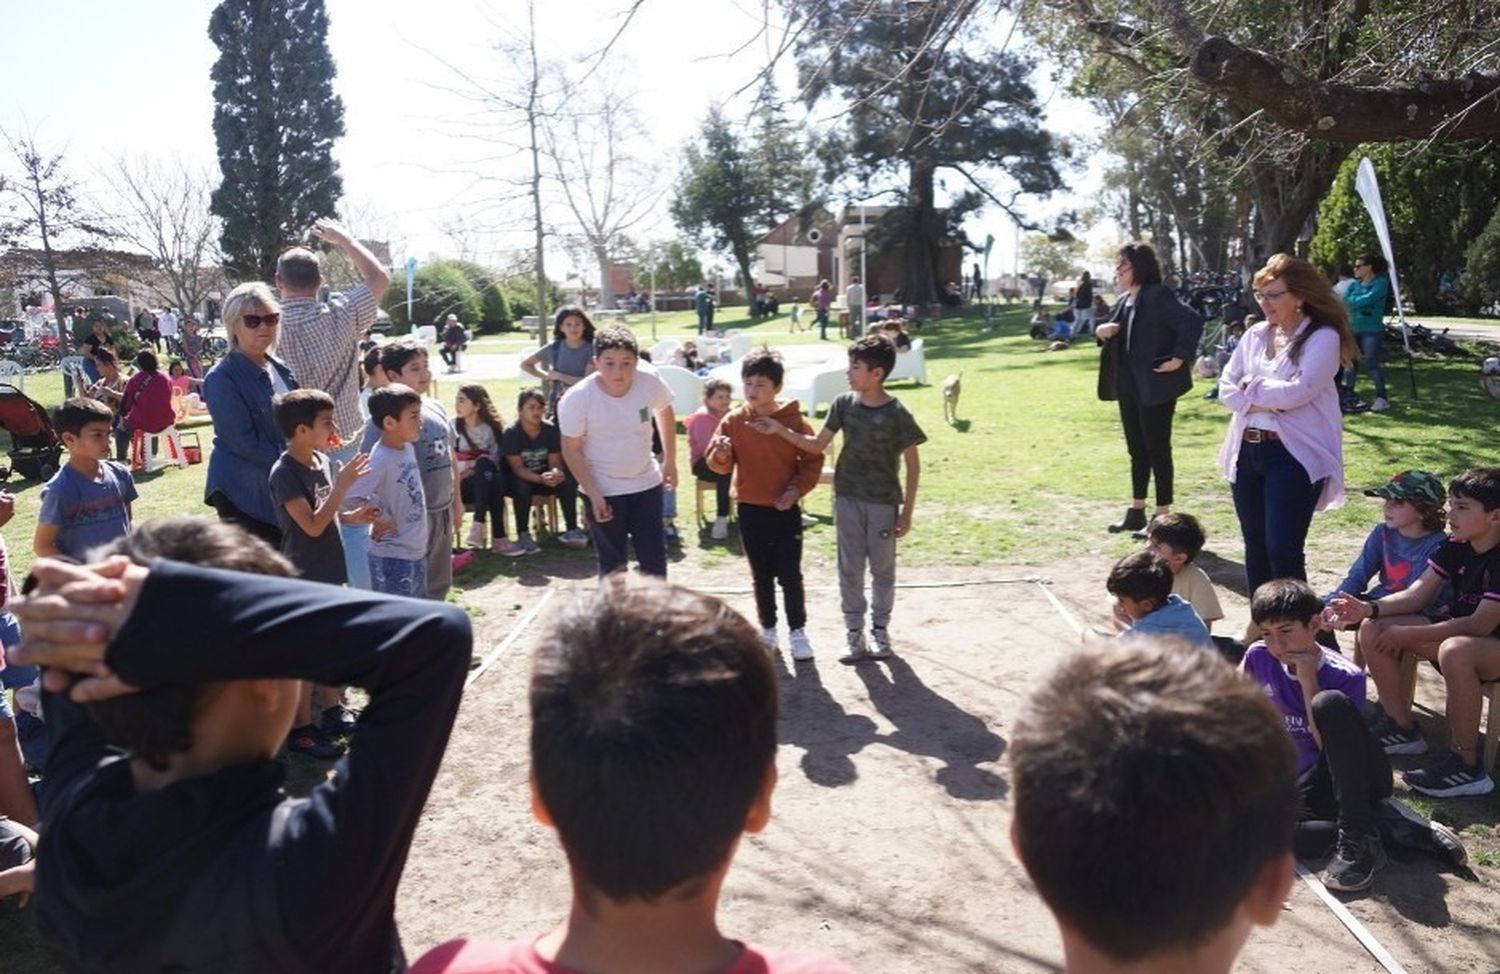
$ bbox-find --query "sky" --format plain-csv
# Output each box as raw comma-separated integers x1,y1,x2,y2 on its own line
1,0,1110,283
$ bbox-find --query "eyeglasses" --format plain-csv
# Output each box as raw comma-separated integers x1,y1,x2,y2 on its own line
241,313,280,328
1253,289,1289,303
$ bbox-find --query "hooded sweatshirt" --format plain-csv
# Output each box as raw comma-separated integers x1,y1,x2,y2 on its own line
706,400,822,507
35,561,471,974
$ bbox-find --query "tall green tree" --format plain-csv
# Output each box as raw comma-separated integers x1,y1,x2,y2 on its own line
786,0,1062,303
208,0,345,282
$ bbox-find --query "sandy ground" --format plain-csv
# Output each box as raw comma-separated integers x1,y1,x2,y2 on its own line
394,553,1500,973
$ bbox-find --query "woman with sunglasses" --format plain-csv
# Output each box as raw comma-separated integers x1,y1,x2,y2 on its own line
1342,253,1391,412
203,281,299,546
1218,253,1357,600
1095,242,1204,534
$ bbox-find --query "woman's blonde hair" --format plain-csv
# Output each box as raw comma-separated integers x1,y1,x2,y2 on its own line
1252,254,1358,367
222,281,280,349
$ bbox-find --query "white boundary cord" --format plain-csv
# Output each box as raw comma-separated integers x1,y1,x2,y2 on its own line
696,575,1046,596
465,588,556,690
1294,865,1409,974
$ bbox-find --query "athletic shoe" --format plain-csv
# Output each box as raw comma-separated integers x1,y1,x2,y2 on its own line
464,521,486,548
868,627,895,660
451,550,475,572
839,630,870,665
1375,797,1468,867
1373,716,1428,755
760,627,779,650
516,534,542,555
320,704,357,735
1402,751,1495,798
664,523,681,546
800,512,818,528
493,537,525,557
1370,397,1390,412
711,516,729,541
558,529,589,549
1319,831,1385,892
286,724,345,761
789,628,815,661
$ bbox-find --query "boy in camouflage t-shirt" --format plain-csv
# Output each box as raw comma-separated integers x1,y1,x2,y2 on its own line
752,335,926,663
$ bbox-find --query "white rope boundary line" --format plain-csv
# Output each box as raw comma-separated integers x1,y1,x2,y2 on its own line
695,575,1047,596
465,587,556,690
1029,577,1409,974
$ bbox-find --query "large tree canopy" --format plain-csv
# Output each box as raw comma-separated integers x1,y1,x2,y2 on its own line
208,0,345,282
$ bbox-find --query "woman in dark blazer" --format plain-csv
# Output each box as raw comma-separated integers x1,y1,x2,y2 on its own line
1095,243,1204,534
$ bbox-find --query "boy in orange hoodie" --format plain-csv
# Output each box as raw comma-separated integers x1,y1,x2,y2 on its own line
707,349,824,660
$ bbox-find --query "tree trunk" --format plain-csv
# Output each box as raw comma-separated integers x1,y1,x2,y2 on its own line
731,242,754,311
902,159,941,306
1246,142,1350,264
595,248,614,310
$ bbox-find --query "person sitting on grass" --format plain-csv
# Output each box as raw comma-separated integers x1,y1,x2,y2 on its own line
1010,639,1297,974
1241,579,1467,894
1105,550,1213,651
686,378,735,541
406,575,853,974
12,516,471,973
503,388,588,550
1144,512,1224,632
1327,466,1500,798
1028,300,1050,340
34,398,137,561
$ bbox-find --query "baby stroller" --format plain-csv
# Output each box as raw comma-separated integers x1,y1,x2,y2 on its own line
0,383,63,481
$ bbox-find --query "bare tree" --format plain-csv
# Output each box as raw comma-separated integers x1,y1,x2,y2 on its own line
101,156,227,316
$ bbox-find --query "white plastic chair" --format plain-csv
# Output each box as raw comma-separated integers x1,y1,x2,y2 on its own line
650,338,683,362
654,364,705,420
61,355,88,395
805,366,851,416
0,360,23,393
886,337,928,385
728,332,753,362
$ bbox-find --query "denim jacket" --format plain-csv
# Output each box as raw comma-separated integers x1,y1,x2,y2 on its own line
203,349,298,526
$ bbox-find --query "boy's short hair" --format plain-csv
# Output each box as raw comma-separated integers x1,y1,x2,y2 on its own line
275,246,322,290
273,389,336,440
94,348,117,369
1250,578,1328,626
517,386,546,412
848,334,895,380
1010,641,1296,962
79,517,295,771
54,398,115,438
379,338,427,377
1450,467,1500,512
738,349,783,387
361,345,384,377
1105,550,1173,604
368,384,421,429
530,574,776,902
593,325,638,358
1146,512,1206,561
703,377,733,400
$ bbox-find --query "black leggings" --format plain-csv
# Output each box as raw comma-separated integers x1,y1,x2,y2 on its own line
207,491,283,549
1294,690,1393,858
458,457,509,536
1117,391,1177,507
510,472,580,533
739,503,806,630
691,457,732,518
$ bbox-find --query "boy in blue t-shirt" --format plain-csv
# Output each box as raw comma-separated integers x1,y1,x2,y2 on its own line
1105,551,1213,651
34,398,137,560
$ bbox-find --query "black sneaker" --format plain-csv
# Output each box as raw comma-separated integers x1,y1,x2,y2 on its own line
1402,751,1495,798
287,723,345,761
320,704,357,736
1372,716,1427,755
1319,831,1385,892
1375,798,1468,867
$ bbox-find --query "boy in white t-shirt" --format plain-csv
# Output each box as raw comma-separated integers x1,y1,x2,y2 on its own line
558,326,677,577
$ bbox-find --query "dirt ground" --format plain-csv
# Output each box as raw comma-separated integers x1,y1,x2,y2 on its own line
395,550,1500,974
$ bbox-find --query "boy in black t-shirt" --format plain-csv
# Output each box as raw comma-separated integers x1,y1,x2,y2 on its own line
1328,467,1500,798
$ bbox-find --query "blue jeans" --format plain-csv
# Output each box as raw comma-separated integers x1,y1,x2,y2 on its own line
586,484,666,577
1344,331,1386,400
368,554,426,598
1231,438,1324,597
330,441,371,589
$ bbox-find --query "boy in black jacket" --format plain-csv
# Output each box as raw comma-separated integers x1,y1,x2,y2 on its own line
13,517,471,973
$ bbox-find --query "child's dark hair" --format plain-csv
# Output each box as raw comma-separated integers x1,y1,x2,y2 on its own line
552,305,596,343
135,349,159,373
703,377,733,400
94,348,117,369
1412,497,1448,533
848,334,895,380
368,384,421,429
517,386,546,413
592,325,638,358
530,574,777,902
80,518,296,771
379,338,427,377
273,389,336,440
1249,579,1325,626
362,345,384,378
455,384,504,450
1105,551,1173,605
1010,641,1295,962
739,348,784,387
1146,512,1206,561
1450,467,1500,512
168,358,185,375
54,397,115,437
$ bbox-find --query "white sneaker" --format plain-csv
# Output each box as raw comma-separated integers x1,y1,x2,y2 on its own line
711,516,729,540
789,629,815,661
760,627,779,650
869,627,895,660
464,521,486,548
839,630,870,665
1370,397,1390,412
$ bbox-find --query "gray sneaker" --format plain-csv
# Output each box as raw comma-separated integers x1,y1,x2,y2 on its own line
868,626,895,660
516,534,542,555
558,529,590,549
838,630,870,665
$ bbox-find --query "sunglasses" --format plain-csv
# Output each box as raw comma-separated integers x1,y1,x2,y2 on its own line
241,313,280,328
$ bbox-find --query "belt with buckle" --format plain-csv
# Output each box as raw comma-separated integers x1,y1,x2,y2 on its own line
1243,428,1280,443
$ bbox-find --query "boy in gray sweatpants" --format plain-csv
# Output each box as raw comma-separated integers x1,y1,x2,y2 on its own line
752,335,925,662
